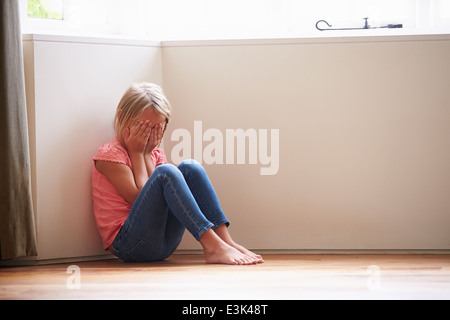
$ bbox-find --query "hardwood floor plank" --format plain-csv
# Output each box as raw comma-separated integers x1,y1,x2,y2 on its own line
1,254,449,300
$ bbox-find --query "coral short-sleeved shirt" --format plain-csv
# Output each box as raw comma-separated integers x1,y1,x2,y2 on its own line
92,137,167,250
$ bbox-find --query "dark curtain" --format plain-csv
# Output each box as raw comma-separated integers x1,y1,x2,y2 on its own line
0,0,37,259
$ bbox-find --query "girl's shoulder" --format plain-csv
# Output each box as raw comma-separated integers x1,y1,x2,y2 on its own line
93,138,129,165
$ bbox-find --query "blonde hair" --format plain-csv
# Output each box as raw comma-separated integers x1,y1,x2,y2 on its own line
114,82,172,136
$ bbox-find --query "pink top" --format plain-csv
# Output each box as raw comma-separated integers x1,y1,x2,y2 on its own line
92,137,168,250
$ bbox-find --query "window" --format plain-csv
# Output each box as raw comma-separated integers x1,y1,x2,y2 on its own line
21,0,450,40
20,0,119,36
27,0,63,20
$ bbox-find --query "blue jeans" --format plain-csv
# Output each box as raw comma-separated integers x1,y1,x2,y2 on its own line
111,159,229,262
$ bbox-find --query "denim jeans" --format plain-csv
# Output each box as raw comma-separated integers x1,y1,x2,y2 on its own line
111,159,229,262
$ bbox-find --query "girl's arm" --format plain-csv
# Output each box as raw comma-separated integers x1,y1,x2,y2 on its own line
125,120,151,190
96,121,151,204
95,160,141,204
144,123,164,176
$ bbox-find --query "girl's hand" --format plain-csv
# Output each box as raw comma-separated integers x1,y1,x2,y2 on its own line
123,120,151,154
145,123,164,154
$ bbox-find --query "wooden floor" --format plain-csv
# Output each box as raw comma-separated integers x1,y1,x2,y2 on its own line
1,254,450,300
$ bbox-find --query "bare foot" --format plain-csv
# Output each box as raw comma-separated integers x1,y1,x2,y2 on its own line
229,242,264,263
204,243,256,265
199,229,257,265
213,225,264,263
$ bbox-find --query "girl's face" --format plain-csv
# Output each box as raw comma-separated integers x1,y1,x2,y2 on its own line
120,108,168,141
134,108,167,128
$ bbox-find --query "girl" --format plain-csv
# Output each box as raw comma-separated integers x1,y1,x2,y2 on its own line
92,83,263,265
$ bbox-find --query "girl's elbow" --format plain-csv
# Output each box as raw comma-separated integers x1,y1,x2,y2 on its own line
124,188,140,205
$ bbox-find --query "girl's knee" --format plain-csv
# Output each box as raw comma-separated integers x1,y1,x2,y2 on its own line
178,159,204,175
154,163,183,180
155,163,178,174
178,159,200,167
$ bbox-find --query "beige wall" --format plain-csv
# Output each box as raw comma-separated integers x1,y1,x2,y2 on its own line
22,34,450,260
163,36,450,250
23,35,163,260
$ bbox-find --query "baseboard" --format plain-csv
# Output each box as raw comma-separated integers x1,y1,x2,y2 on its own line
2,249,449,267
0,254,117,267
174,248,450,255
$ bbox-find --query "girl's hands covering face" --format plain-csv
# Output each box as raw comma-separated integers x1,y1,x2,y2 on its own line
145,123,164,154
123,120,151,154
